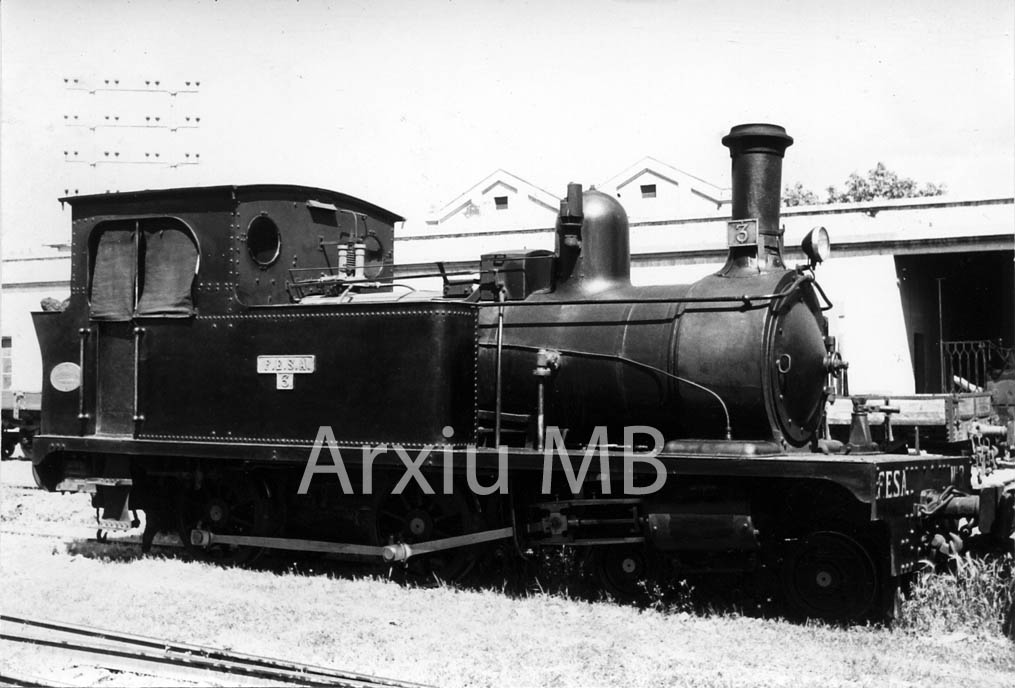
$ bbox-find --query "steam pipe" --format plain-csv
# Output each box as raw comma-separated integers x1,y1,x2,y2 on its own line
555,182,583,286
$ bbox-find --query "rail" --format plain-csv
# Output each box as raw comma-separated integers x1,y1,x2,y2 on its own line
0,614,431,688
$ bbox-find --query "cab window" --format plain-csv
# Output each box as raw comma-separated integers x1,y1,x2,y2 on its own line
89,218,199,320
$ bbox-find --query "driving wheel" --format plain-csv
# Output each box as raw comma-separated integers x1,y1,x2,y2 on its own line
373,481,479,582
592,545,658,603
179,472,278,566
782,531,878,622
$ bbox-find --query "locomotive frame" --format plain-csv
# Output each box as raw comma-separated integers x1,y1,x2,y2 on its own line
29,124,1015,622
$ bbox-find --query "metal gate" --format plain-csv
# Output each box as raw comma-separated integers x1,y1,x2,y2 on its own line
941,339,1015,392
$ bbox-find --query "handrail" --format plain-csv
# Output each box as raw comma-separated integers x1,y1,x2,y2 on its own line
132,326,145,422
494,286,506,447
472,273,824,310
77,328,91,420
285,262,832,313
480,341,733,441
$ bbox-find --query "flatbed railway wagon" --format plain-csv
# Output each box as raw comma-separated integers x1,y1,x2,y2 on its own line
29,124,1015,622
2,390,39,459
827,392,1014,456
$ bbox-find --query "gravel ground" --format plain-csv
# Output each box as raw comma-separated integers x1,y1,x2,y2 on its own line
2,460,1014,687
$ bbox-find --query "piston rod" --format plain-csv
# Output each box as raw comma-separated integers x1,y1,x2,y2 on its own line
190,526,515,562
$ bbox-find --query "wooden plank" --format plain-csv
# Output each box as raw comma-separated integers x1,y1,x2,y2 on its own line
826,393,995,426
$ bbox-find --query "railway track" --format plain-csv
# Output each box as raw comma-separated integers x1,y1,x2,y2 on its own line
0,525,179,547
0,615,431,688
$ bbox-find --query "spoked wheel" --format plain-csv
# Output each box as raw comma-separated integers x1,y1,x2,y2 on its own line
592,545,659,603
782,531,878,622
373,481,480,583
179,473,278,566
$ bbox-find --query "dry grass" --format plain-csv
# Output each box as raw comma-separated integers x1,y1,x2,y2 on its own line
2,463,1014,687
897,553,1015,637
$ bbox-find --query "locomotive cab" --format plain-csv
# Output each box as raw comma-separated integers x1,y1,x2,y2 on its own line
32,185,478,491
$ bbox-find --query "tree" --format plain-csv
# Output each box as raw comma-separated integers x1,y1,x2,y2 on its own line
783,163,946,206
783,182,820,207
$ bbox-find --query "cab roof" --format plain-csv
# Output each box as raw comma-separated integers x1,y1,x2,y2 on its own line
59,184,405,224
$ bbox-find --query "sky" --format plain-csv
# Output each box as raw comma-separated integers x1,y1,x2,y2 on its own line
1,0,1013,255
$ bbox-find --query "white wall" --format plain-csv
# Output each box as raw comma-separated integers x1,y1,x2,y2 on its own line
809,255,915,394
432,180,558,234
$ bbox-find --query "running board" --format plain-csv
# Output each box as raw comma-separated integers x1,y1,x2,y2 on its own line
189,527,515,562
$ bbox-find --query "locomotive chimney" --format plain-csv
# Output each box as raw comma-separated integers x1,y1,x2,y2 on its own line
720,123,794,274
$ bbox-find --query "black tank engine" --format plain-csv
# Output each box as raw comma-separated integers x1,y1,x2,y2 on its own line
30,124,1015,622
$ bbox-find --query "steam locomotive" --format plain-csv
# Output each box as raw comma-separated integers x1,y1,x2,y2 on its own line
31,124,1015,622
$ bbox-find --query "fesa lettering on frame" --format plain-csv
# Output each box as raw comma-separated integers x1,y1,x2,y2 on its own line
875,468,913,500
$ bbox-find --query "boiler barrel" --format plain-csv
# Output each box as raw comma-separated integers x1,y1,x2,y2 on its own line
477,270,827,445
478,284,687,439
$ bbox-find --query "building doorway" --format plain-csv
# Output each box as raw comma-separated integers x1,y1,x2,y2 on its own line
895,250,1014,393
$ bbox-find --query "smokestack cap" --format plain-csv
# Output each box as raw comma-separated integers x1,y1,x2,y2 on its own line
722,123,794,158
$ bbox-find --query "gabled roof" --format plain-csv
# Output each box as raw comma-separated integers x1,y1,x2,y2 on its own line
430,169,560,224
599,156,728,205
